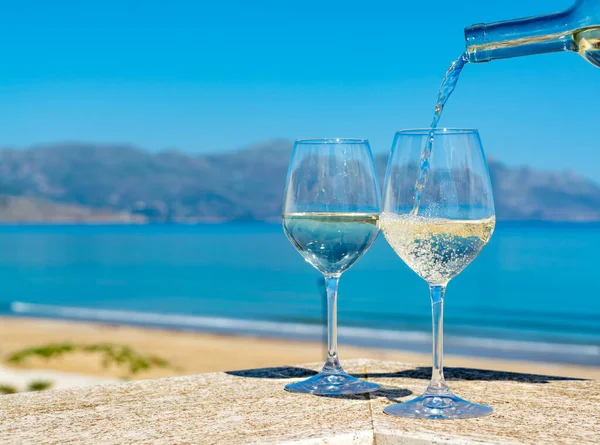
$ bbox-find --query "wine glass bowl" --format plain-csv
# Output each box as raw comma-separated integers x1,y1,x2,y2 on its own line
380,129,495,419
282,138,382,395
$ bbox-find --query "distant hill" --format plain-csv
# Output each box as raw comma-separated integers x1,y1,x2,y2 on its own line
0,140,599,222
0,196,145,223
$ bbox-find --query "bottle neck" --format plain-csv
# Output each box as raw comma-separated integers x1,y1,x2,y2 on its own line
465,9,575,62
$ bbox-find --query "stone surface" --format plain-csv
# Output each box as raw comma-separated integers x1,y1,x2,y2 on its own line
0,359,597,444
368,364,600,445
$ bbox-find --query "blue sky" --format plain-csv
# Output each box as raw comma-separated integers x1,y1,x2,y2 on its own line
1,1,598,179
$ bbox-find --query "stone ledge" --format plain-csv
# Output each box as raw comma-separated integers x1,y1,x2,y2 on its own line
0,359,597,444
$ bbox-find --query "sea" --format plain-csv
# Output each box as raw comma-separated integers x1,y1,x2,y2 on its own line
1,223,598,366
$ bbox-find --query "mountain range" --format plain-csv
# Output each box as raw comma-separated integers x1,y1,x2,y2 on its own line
0,140,598,222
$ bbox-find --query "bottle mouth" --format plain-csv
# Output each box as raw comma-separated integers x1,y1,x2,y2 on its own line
464,23,491,62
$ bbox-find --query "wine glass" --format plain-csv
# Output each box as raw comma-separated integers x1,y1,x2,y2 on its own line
380,129,495,419
282,138,381,395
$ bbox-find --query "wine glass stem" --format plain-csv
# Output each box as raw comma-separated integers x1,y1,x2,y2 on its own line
429,284,449,392
323,275,342,373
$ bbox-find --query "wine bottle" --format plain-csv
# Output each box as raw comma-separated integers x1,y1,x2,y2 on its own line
465,0,600,68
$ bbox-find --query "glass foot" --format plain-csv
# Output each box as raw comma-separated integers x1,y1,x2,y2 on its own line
285,371,380,395
384,389,493,419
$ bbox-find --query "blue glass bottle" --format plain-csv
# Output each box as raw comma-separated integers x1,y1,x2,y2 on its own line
465,0,600,68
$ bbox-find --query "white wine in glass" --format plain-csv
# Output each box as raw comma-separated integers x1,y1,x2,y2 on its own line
379,214,495,285
283,212,379,276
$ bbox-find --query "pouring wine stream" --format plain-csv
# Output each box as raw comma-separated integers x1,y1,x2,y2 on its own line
411,53,468,215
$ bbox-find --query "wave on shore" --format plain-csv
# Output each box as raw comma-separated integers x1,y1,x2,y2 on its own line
9,301,600,366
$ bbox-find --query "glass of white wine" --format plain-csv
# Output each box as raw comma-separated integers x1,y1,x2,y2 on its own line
282,138,381,395
380,129,495,419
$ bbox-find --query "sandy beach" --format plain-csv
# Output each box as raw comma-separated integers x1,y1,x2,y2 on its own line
0,317,598,381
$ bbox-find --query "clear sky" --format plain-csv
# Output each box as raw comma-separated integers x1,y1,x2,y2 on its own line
1,1,597,178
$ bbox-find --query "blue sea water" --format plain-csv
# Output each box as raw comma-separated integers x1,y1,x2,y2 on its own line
1,223,599,365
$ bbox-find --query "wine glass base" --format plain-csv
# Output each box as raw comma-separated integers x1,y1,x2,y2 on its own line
384,390,493,419
285,371,380,395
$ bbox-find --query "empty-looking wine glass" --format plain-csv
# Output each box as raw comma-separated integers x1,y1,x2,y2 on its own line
380,129,495,419
282,138,381,395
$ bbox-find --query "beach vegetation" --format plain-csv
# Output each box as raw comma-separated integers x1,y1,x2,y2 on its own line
0,384,18,395
6,343,171,377
26,380,53,391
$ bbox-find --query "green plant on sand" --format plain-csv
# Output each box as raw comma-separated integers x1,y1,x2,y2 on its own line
0,384,18,395
27,380,54,391
6,343,171,377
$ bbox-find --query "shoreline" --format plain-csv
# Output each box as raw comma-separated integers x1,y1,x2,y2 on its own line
0,317,598,381
8,302,600,367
